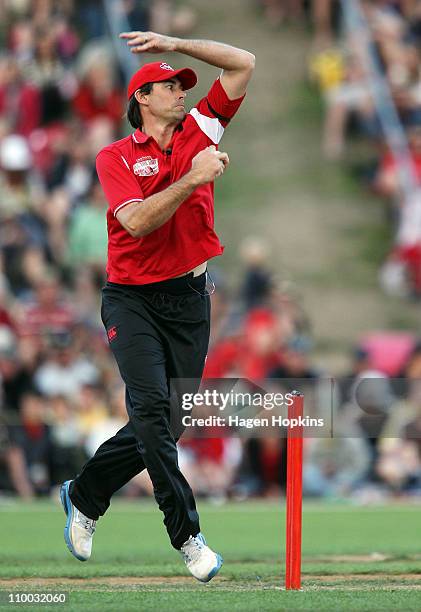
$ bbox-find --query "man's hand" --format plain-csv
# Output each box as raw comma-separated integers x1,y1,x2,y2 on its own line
120,31,178,54
190,145,229,186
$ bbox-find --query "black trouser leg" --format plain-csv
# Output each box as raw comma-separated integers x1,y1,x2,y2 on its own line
70,275,210,549
69,418,144,519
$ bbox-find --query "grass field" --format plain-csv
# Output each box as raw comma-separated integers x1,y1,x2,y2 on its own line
1,499,421,610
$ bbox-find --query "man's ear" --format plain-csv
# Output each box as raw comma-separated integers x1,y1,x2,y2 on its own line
135,90,149,105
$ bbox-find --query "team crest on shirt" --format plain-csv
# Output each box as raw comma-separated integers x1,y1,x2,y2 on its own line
133,156,159,176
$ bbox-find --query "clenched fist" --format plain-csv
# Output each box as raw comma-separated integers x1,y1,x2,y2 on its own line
190,146,230,186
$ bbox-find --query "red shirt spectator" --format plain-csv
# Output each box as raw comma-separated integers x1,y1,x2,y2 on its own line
0,56,41,136
72,59,123,129
72,84,123,127
20,277,75,337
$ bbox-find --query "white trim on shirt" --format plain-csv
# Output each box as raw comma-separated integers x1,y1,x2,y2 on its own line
114,198,143,216
189,108,225,144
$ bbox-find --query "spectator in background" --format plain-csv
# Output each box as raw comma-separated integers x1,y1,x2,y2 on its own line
1,336,42,414
258,0,304,28
0,134,45,243
72,44,124,133
8,391,53,495
74,383,108,444
373,126,421,199
268,334,319,380
0,414,34,498
23,25,74,125
83,385,126,458
239,236,273,310
48,394,85,485
0,54,41,137
339,346,372,406
180,436,242,503
20,272,75,337
303,436,370,497
321,53,374,159
71,270,104,328
342,371,394,482
67,175,108,270
8,19,35,65
34,333,99,397
400,339,421,378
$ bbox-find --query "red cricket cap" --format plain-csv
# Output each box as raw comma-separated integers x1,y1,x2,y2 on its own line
127,61,197,100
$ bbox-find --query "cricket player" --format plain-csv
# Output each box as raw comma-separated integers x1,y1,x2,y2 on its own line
60,30,255,582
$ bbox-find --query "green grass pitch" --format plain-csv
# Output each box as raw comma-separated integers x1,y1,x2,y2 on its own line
1,499,421,610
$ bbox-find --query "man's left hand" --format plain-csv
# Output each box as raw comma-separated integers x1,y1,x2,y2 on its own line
119,31,177,54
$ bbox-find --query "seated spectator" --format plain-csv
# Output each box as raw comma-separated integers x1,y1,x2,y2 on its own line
74,383,109,442
374,126,421,199
400,339,421,378
0,54,41,137
34,334,99,397
234,436,284,497
1,336,42,414
268,334,319,380
83,385,126,457
0,414,33,498
20,272,75,337
180,436,242,502
8,19,35,64
48,394,85,485
72,44,123,132
342,371,395,481
0,134,44,230
46,126,94,204
239,236,273,310
258,0,304,28
376,437,420,493
338,347,372,406
8,391,53,495
303,436,370,497
67,175,108,270
71,269,103,328
23,24,77,125
321,53,374,159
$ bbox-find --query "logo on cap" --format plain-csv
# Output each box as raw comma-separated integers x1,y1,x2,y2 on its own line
160,63,174,71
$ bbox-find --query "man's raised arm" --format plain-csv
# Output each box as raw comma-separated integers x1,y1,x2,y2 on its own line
120,31,255,99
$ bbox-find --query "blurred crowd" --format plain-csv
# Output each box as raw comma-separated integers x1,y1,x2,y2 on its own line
1,0,421,505
309,0,421,298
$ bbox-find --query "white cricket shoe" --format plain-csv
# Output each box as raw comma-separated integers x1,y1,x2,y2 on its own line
60,480,96,562
180,533,223,582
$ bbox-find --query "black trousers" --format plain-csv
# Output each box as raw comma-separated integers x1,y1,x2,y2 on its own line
69,272,210,550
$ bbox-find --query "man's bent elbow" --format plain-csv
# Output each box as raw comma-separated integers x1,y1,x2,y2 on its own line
126,219,156,238
127,223,147,238
247,52,256,69
241,51,255,72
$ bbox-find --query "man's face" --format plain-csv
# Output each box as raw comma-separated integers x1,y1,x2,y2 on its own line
138,78,187,124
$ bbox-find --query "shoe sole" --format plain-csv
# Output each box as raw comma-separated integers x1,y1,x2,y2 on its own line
60,480,88,562
200,553,223,583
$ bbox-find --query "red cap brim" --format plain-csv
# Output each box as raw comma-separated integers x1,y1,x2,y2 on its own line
127,66,197,100
174,67,197,90
155,67,197,91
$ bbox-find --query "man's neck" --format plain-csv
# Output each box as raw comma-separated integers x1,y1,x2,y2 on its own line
141,119,179,152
